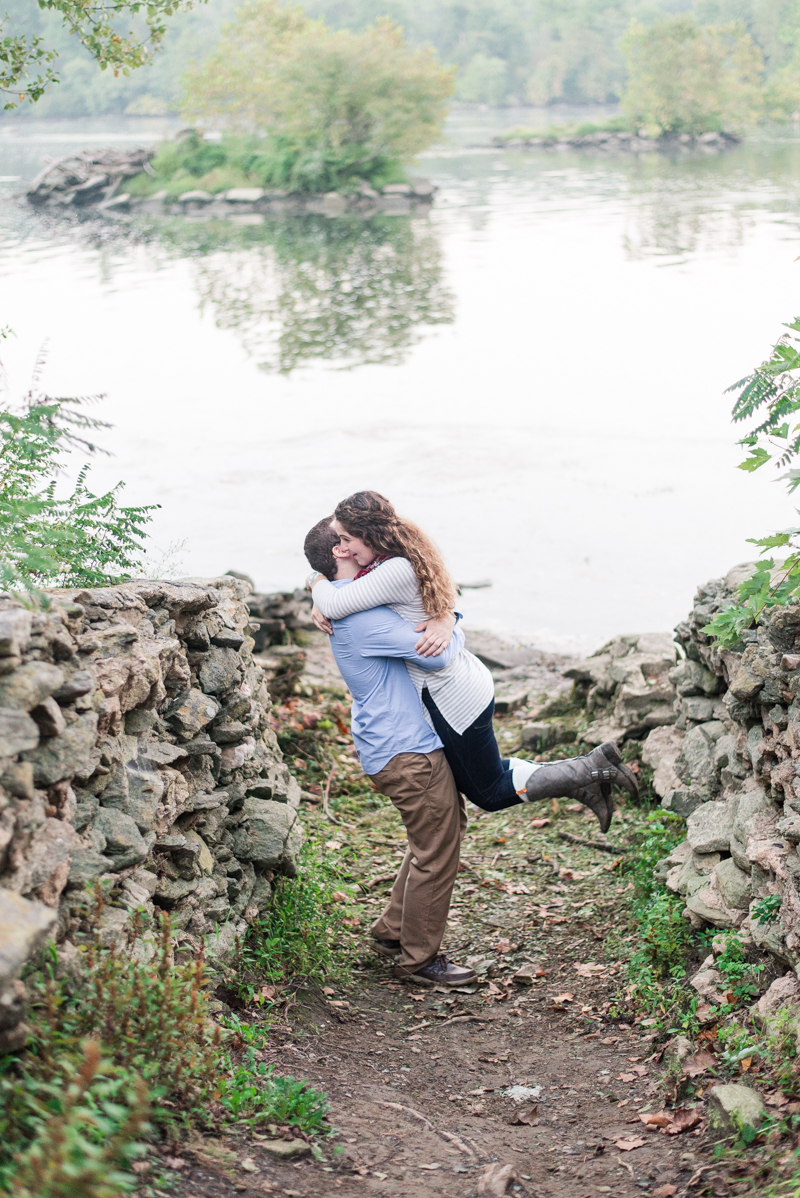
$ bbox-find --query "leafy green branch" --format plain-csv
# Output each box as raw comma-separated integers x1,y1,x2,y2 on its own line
1,0,201,110
0,341,156,590
704,317,800,648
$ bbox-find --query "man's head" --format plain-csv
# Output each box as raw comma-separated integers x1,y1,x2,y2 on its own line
304,517,339,580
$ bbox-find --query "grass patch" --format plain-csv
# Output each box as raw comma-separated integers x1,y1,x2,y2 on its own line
496,115,632,143
126,130,410,199
234,845,359,1003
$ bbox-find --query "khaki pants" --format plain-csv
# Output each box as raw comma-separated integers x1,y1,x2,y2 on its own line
368,749,466,975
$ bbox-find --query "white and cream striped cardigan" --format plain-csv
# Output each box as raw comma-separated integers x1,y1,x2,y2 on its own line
312,557,494,735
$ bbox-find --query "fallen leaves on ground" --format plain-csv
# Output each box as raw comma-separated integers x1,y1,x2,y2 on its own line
508,1104,539,1126
617,1072,635,1083
640,1111,673,1129
652,1185,678,1197
766,1091,791,1108
477,1162,518,1196
615,1136,646,1151
552,992,574,1003
664,1108,702,1135
682,1050,716,1078
530,818,550,828
575,962,607,978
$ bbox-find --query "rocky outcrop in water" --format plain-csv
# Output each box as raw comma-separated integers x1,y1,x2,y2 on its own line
0,577,301,1051
493,129,739,155
25,149,437,219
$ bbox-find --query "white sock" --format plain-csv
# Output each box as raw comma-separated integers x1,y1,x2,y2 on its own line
509,757,540,798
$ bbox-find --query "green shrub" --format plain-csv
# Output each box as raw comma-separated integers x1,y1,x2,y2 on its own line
0,894,332,1190
3,1041,148,1198
621,15,763,136
235,849,355,998
0,340,154,590
180,0,454,193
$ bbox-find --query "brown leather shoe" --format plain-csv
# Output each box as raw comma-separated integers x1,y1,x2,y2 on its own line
398,954,477,987
372,937,401,958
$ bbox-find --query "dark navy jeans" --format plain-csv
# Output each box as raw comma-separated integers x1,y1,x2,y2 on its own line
421,690,523,813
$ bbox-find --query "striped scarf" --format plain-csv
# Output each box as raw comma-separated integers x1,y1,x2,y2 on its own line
355,554,391,579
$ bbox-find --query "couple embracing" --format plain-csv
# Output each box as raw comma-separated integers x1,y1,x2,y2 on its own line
303,491,637,988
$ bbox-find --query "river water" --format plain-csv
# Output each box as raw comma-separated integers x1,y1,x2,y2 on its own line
2,109,800,653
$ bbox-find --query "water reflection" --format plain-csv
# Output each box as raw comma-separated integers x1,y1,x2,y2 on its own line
144,213,455,373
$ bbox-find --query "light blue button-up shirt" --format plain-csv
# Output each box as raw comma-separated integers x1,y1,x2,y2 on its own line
329,590,465,776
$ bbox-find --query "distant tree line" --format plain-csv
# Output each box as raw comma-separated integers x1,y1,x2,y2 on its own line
3,0,800,117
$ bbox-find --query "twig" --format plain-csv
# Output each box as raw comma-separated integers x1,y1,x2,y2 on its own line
321,764,355,829
434,1014,493,1029
558,831,626,854
322,764,338,822
373,1101,474,1155
363,872,397,890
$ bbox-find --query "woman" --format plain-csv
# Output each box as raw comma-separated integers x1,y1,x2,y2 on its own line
307,491,637,830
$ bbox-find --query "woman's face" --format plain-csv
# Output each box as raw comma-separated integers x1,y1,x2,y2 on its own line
330,518,375,567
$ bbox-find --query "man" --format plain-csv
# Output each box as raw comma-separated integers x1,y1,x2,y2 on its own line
304,517,476,988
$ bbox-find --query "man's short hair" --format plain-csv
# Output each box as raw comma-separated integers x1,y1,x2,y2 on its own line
304,517,339,580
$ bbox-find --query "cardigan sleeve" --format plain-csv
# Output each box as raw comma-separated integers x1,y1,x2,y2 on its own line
311,558,420,619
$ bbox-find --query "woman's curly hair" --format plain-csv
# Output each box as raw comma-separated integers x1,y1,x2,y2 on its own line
333,491,458,617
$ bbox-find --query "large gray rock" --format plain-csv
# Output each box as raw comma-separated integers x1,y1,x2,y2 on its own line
687,798,735,854
167,688,220,738
714,857,753,910
92,807,147,869
706,1084,767,1141
101,760,164,831
23,712,99,784
669,659,721,696
0,609,32,659
0,887,57,986
0,708,40,757
731,787,772,871
199,647,241,694
231,798,301,870
0,663,64,711
67,847,115,887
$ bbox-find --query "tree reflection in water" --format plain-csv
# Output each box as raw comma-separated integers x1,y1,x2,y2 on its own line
149,213,454,373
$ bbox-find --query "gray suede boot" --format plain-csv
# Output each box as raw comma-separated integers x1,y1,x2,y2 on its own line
524,742,638,833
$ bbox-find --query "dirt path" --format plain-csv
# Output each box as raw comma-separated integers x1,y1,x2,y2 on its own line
165,792,698,1198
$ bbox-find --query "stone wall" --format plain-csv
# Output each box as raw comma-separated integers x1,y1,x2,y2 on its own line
643,564,800,969
0,578,302,1052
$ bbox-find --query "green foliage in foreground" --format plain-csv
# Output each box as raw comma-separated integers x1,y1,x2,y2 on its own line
0,343,154,591
0,0,198,111
704,317,800,648
621,15,764,136
0,898,331,1192
178,0,454,193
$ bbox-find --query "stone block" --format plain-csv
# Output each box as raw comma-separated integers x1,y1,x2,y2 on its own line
706,1084,767,1141
67,847,115,886
24,712,99,784
199,647,241,695
167,688,220,738
754,973,799,1024
714,857,753,910
0,609,32,658
0,887,57,990
231,797,298,868
93,807,147,869
0,663,64,711
687,798,735,854
31,697,66,737
0,708,40,756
